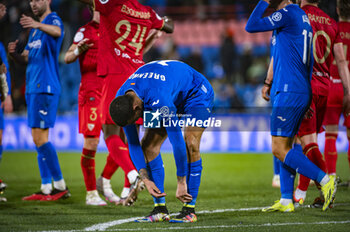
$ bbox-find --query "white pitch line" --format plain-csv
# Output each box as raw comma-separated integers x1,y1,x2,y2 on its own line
39,204,350,232
83,206,265,231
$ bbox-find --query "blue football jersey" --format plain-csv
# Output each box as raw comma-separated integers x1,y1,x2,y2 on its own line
246,1,313,95
25,12,64,94
117,60,211,114
0,42,11,95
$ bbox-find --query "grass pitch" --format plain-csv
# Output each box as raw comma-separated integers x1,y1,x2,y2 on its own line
0,152,349,232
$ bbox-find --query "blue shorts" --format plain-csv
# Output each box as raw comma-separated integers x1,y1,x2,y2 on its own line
271,92,311,137
0,107,3,130
25,93,59,129
179,81,214,126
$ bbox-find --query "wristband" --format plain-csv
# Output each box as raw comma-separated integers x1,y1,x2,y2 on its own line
264,77,272,87
73,47,80,56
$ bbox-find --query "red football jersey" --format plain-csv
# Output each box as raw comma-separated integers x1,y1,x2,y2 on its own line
94,0,164,77
302,5,340,95
330,21,350,81
73,21,103,92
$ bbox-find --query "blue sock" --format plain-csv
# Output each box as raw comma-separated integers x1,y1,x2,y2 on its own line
185,159,202,208
36,146,52,184
279,162,296,199
284,146,326,183
273,155,280,175
38,142,63,181
147,154,166,206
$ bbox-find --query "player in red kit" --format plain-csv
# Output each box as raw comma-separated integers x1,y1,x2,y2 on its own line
323,0,350,188
77,0,174,206
294,0,350,207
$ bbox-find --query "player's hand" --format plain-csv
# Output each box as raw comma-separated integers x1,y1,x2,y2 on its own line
77,38,94,54
143,179,167,198
304,107,314,119
0,4,6,20
261,84,271,101
8,40,19,54
176,178,192,203
20,14,39,29
343,93,350,117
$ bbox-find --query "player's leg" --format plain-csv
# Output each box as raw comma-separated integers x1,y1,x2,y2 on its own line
264,92,336,212
135,128,169,223
23,93,69,201
82,137,107,206
324,125,339,176
272,156,281,188
101,74,139,205
296,95,328,205
169,126,204,223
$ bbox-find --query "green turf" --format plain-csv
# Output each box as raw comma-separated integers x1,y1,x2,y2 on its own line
0,152,349,232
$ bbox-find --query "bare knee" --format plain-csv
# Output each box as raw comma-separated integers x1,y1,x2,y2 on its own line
141,138,161,162
84,138,100,151
32,129,49,147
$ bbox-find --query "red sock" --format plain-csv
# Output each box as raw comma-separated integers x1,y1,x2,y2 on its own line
81,148,96,191
298,143,326,191
324,133,338,174
101,153,119,179
124,173,131,188
105,135,136,175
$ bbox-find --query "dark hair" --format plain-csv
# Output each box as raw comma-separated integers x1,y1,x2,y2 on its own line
109,95,134,127
338,0,350,19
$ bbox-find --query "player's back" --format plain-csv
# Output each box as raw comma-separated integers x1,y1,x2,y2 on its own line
118,60,211,109
330,21,350,79
302,5,338,95
272,4,313,95
94,0,164,76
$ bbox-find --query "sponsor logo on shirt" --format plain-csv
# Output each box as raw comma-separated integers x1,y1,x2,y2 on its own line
28,40,42,49
271,12,282,22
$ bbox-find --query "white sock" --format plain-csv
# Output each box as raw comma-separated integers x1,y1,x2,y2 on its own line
102,177,110,185
53,179,66,191
320,175,330,186
294,188,307,200
127,170,139,184
280,198,293,206
121,187,130,198
41,183,52,195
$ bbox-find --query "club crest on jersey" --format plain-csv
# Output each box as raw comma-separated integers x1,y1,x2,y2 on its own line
99,0,109,4
88,123,95,131
272,12,282,22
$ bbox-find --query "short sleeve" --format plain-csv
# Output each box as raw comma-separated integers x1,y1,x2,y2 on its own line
334,23,342,44
149,8,164,30
73,27,86,45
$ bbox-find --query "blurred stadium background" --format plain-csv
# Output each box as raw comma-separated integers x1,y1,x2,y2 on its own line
0,0,344,153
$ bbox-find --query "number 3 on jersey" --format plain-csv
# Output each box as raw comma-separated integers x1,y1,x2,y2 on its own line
115,19,147,56
302,29,313,65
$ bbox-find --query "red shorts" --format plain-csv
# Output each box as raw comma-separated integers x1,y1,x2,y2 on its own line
101,73,131,125
298,93,328,137
78,89,103,138
323,81,350,127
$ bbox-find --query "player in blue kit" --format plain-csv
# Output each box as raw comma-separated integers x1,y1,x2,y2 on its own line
109,60,214,223
246,0,337,212
8,0,69,201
